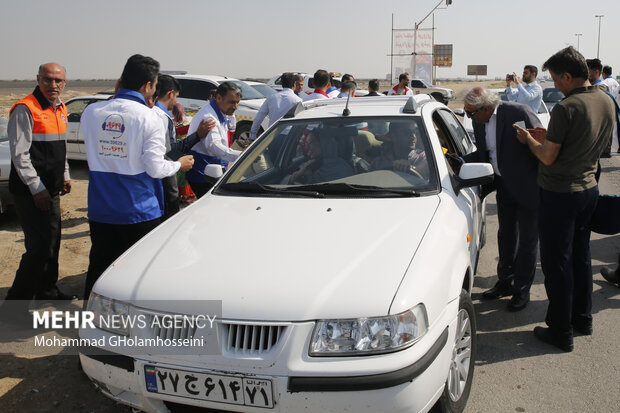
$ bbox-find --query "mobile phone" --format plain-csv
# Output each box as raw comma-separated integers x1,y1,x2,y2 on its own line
507,74,514,81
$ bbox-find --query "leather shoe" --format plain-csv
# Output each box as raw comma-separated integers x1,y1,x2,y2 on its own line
572,318,593,335
507,292,530,311
600,267,620,286
481,282,513,300
34,287,78,301
533,326,573,352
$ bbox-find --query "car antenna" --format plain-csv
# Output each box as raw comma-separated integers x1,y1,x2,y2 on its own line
342,93,351,117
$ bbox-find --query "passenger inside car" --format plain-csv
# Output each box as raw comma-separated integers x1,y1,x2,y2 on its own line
285,130,354,184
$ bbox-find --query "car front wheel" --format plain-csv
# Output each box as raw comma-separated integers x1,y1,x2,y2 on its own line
434,289,476,413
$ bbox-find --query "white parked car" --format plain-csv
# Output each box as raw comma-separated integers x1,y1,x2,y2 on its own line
245,80,278,98
79,95,493,413
65,94,111,160
0,116,12,213
172,74,269,142
456,88,550,142
409,79,456,104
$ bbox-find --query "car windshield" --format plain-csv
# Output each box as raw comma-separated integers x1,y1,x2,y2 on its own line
215,116,439,197
252,84,277,98
229,80,265,100
543,88,564,103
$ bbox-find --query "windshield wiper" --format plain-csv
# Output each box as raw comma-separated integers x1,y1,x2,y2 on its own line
217,182,325,198
293,183,419,197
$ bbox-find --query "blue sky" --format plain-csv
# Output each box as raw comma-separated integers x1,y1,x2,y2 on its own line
2,0,619,80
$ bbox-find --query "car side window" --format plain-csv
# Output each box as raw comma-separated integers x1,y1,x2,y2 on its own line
66,99,94,122
177,79,217,101
433,110,474,155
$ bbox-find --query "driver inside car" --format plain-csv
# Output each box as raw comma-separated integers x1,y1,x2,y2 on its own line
371,121,429,178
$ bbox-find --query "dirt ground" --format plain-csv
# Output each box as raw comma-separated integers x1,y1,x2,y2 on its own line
0,80,496,412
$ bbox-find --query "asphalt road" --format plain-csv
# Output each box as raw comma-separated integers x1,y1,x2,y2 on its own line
464,152,620,413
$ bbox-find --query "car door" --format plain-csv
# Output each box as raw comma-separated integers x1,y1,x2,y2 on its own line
65,98,96,159
431,108,483,265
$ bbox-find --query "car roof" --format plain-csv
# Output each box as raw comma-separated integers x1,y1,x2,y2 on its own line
173,74,237,83
286,95,435,120
66,94,112,101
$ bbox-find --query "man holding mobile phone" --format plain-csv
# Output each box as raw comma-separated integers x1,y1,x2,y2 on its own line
514,47,616,352
506,65,543,113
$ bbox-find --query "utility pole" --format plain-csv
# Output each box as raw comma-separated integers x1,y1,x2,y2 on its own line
413,0,452,81
575,33,582,51
595,15,604,58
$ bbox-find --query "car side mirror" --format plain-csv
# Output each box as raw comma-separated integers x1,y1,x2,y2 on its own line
204,164,224,180
454,163,494,192
68,113,81,122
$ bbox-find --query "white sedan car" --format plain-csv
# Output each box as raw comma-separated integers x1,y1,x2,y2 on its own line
80,95,493,413
64,94,111,160
0,116,12,213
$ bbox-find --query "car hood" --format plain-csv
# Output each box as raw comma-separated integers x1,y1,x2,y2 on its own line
95,195,440,321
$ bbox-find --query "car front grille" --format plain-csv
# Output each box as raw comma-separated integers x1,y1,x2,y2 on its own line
135,310,286,356
223,323,285,355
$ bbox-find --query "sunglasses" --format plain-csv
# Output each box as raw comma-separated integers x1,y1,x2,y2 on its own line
465,108,483,117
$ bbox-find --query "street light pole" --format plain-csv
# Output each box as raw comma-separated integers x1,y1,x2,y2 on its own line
595,15,604,59
413,0,451,81
575,33,582,51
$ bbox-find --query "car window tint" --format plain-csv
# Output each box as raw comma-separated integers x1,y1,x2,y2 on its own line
229,80,264,100
253,85,277,98
433,109,471,156
177,79,217,101
221,117,439,194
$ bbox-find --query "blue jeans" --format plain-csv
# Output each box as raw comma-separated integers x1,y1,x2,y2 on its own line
539,187,599,340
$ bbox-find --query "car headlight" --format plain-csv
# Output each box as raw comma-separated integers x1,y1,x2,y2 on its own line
87,293,131,336
310,304,428,356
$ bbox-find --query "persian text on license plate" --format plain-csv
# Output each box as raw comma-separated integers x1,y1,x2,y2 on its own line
144,365,273,408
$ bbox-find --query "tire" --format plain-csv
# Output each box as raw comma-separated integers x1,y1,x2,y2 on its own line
232,122,251,143
434,289,476,413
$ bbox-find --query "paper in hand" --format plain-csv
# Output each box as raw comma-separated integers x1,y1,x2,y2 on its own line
514,121,526,129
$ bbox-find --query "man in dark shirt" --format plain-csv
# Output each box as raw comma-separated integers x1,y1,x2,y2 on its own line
515,47,616,352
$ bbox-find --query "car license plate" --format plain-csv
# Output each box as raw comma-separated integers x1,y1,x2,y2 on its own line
144,365,273,408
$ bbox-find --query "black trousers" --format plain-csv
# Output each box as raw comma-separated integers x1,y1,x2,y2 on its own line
162,174,180,221
495,176,539,295
539,187,598,340
84,218,160,299
6,192,61,300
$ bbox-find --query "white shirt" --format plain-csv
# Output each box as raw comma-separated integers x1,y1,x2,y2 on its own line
484,107,501,176
602,76,620,99
303,91,329,102
250,88,302,140
505,81,543,113
387,85,413,96
188,102,241,163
